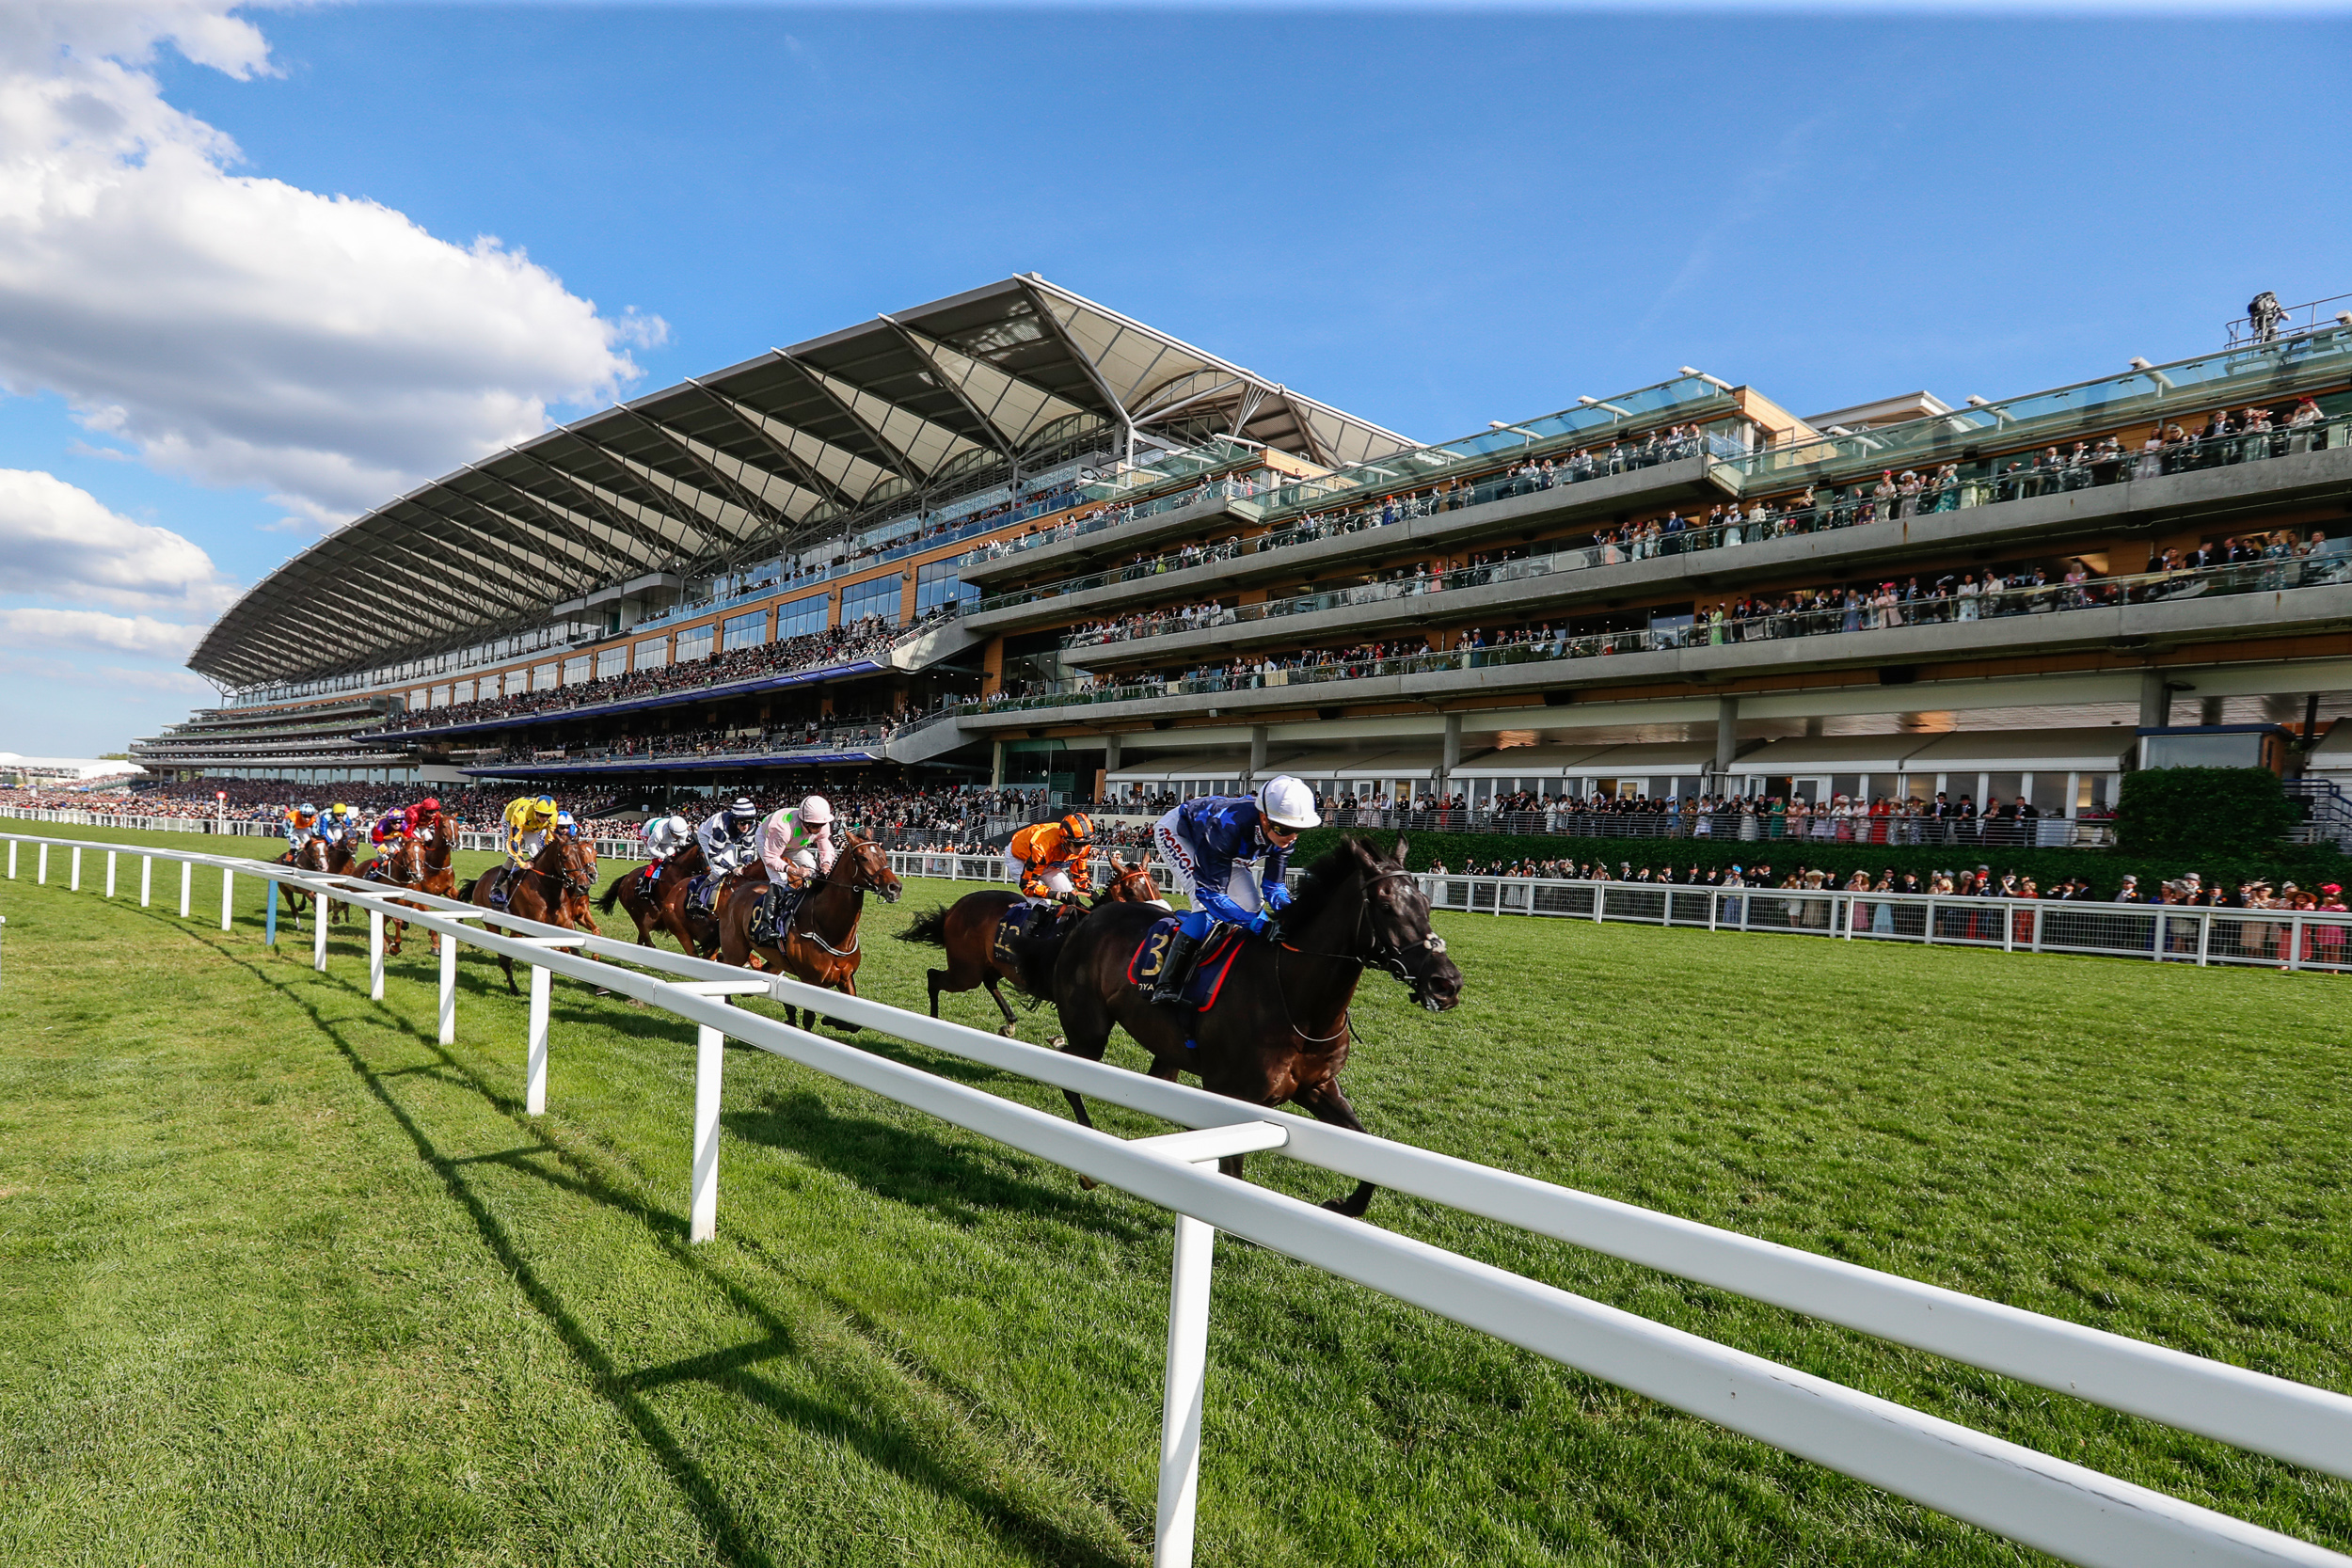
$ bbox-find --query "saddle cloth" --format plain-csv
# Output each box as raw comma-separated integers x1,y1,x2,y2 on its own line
1126,917,1246,1012
993,900,1048,969
751,884,804,947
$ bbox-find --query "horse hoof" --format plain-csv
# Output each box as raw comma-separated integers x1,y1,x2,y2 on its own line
1077,1175,1098,1192
999,1024,1020,1039
1047,1035,1067,1052
1321,1197,1365,1218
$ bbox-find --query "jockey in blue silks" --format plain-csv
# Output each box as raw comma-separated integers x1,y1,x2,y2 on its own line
1147,774,1320,1006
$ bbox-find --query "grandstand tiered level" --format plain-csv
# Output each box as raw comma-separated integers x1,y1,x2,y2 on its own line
151,279,2352,823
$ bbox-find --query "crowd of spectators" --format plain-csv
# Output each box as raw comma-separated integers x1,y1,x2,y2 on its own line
369,617,903,736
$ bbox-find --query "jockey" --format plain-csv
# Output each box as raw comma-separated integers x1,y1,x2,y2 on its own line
755,847,819,942
367,806,406,857
690,797,761,915
758,794,837,883
641,812,691,884
401,797,443,840
755,796,834,933
324,802,358,847
1006,812,1095,905
285,802,323,853
495,794,559,910
555,809,579,837
1149,775,1318,1006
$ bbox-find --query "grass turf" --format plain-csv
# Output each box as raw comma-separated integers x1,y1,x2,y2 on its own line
0,820,2347,1566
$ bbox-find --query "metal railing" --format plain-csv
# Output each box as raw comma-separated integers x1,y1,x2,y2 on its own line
1416,874,2352,972
9,827,2351,1567
959,475,1265,569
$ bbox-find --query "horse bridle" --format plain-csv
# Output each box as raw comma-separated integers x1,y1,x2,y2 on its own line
1279,867,1449,999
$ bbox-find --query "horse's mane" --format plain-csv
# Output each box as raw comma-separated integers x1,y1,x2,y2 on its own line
1281,837,1380,930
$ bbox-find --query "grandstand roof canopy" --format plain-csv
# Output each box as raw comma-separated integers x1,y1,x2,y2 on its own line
190,275,1415,691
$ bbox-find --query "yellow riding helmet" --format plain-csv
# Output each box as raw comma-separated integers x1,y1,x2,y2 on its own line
1060,812,1093,843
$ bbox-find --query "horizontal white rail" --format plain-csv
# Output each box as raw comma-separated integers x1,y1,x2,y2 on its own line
7,828,2350,1567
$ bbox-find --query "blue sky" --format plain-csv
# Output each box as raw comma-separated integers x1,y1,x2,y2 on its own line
3,2,2348,757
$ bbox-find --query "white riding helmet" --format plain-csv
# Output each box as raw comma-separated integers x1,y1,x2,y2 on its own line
663,813,690,834
798,793,834,825
1257,774,1321,831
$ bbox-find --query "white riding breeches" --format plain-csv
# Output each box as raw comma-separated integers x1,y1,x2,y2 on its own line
1151,811,1263,917
1003,847,1075,900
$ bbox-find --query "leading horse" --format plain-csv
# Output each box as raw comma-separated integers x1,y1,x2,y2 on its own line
715,834,901,1029
1047,833,1460,1218
899,853,1166,1037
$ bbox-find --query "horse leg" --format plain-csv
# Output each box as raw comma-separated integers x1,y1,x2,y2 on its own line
982,975,1018,1036
498,952,518,995
1292,1078,1377,1218
927,969,946,1019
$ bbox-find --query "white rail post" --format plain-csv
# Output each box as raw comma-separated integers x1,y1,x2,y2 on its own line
525,963,550,1116
2002,900,2015,954
314,893,330,971
691,1023,724,1243
1922,896,1936,946
1155,1212,1216,1568
1707,889,1718,931
104,850,116,897
219,866,232,931
2031,905,2044,954
36,843,46,884
178,860,190,916
70,845,81,891
140,855,151,907
1591,883,1604,925
438,931,458,1044
6,840,13,879
2196,912,2212,967
368,910,385,1000
2288,914,2305,973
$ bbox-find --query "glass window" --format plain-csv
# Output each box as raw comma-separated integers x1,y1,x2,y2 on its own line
532,662,558,690
634,637,669,670
563,655,592,685
452,679,472,705
841,574,902,626
675,623,715,663
429,685,450,707
596,645,628,679
915,558,977,616
775,592,829,641
723,610,767,651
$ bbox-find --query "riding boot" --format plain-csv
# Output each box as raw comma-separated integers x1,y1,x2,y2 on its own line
1151,928,1201,1006
489,867,511,911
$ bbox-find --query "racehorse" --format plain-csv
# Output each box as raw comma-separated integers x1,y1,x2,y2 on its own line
458,832,599,993
274,834,360,925
715,834,901,1030
1047,833,1460,1218
898,853,1167,1037
361,812,456,956
595,841,710,956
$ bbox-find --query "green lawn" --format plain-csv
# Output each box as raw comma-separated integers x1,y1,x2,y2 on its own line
1,820,2347,1566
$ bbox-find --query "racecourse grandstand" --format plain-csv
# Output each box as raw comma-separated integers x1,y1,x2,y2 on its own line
149,283,2352,831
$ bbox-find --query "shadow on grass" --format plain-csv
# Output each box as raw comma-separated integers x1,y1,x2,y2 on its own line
124,901,1146,1568
723,1088,1154,1245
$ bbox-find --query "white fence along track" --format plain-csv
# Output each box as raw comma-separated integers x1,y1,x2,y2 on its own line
885,850,2352,974
6,828,2351,1566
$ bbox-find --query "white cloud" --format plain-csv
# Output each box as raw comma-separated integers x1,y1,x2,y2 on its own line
0,466,235,613
0,605,204,657
0,4,663,532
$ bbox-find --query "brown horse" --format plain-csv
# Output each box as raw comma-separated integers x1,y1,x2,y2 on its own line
459,832,599,993
898,853,1166,1037
1047,834,1461,1218
360,812,457,956
716,834,901,1029
275,833,361,925
595,841,710,956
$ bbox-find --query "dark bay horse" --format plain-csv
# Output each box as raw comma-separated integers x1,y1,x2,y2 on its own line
596,841,711,956
899,854,1166,1037
1048,833,1461,1217
275,834,359,924
459,833,599,993
716,835,901,1029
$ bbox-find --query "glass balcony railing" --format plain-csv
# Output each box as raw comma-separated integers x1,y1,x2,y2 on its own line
1046,414,2352,655
973,429,1748,616
1259,375,1736,515
959,468,1279,570
1732,326,2352,486
956,544,2352,720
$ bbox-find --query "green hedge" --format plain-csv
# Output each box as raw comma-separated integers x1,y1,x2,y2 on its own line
1292,824,2347,899
2114,767,2302,856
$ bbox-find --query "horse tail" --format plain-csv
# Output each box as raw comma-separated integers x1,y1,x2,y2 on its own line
898,904,950,945
595,873,628,913
457,876,481,902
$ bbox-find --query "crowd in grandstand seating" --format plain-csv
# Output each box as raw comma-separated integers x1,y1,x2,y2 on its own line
369,617,902,735
480,705,927,767
1304,789,2095,845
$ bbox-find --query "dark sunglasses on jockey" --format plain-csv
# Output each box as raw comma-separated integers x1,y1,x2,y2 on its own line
1261,820,1301,845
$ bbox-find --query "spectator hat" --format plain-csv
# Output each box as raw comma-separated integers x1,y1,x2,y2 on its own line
2325,883,2343,895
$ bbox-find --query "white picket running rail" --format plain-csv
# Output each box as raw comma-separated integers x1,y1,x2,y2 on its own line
7,827,2352,1567
883,851,2352,974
